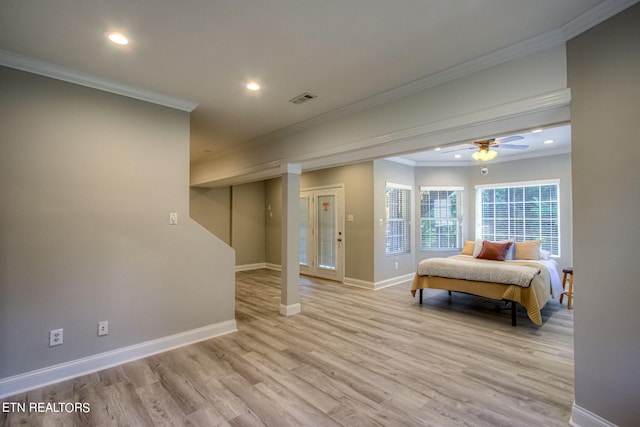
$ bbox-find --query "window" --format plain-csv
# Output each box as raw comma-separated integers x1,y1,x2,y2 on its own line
476,180,560,256
420,187,463,250
385,182,411,255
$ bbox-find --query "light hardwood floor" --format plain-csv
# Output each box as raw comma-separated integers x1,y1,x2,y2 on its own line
1,269,574,426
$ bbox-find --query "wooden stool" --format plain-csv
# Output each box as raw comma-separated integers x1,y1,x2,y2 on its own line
560,267,574,309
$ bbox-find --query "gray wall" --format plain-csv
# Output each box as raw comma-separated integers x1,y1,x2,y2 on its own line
373,159,416,282
568,4,640,425
0,66,235,379
468,154,572,270
413,165,472,259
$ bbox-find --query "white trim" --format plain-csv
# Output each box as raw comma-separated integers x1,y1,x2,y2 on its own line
235,262,268,272
420,186,464,191
281,163,302,175
570,403,618,427
236,263,281,272
342,277,376,290
192,159,282,188
373,273,416,290
475,178,560,190
0,50,198,112
0,320,237,399
386,182,412,190
343,273,415,290
279,303,301,316
265,263,282,271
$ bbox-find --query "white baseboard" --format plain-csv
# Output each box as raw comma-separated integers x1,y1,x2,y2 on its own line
265,263,281,271
344,273,415,290
0,319,237,399
279,303,301,316
235,262,268,272
570,403,618,427
235,262,281,272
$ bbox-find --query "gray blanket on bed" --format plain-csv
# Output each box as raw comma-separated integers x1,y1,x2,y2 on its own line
417,256,540,287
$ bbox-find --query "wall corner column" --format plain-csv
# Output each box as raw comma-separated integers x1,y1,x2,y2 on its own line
280,163,301,316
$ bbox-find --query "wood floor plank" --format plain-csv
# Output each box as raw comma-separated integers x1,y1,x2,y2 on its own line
1,269,575,426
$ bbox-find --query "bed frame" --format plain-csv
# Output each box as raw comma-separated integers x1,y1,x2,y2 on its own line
417,288,519,326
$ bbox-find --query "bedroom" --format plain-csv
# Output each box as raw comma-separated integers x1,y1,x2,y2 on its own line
1,2,639,426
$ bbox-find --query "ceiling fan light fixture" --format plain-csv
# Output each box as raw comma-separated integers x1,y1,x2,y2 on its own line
472,148,498,161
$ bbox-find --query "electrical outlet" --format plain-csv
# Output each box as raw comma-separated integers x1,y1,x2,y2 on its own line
98,321,109,336
169,212,178,225
49,329,63,347
395,261,399,270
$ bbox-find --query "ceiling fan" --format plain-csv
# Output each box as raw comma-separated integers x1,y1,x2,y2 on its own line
441,135,528,161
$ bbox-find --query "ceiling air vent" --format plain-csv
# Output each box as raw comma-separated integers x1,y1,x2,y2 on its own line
289,92,318,105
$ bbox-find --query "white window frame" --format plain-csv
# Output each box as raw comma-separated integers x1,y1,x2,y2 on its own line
475,179,560,256
420,186,463,250
385,182,412,255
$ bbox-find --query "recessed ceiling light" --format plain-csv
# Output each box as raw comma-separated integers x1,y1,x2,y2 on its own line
106,32,129,46
543,139,555,144
246,82,260,91
434,147,441,151
454,154,462,159
531,128,544,133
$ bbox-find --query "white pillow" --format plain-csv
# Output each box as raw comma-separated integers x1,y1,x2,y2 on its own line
472,239,483,257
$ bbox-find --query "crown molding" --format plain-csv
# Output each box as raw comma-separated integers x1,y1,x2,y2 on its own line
560,0,640,41
0,50,198,112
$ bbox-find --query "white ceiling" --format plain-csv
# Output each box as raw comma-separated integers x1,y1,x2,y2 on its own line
0,1,623,163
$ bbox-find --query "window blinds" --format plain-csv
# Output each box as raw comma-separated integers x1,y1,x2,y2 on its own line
420,187,463,250
385,183,411,255
476,180,560,256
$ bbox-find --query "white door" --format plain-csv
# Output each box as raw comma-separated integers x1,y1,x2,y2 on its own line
299,186,344,282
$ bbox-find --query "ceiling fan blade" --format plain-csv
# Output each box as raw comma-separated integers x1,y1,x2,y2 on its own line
440,146,475,154
497,144,529,149
495,135,524,143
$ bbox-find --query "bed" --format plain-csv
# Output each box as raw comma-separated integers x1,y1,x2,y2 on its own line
411,240,563,326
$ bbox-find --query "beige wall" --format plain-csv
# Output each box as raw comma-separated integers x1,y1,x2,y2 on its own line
190,187,232,244
190,182,266,267
265,178,282,267
568,4,640,425
0,66,235,380
231,182,266,266
301,163,375,282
